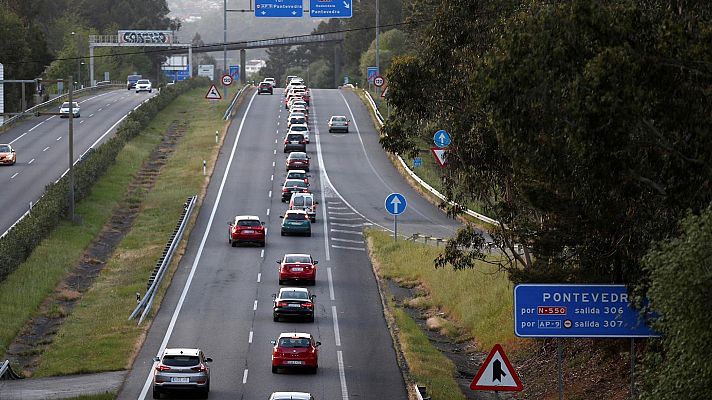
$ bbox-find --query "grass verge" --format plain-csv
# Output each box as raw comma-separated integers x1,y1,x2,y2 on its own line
64,393,116,400
367,229,515,351
25,87,232,376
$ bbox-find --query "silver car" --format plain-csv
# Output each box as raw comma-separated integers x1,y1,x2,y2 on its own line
59,102,80,118
152,348,212,399
328,115,349,133
269,392,315,400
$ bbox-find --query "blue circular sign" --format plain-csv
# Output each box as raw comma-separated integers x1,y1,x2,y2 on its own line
385,193,407,216
433,129,451,147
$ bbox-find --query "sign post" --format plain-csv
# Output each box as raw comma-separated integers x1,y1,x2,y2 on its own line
385,193,406,241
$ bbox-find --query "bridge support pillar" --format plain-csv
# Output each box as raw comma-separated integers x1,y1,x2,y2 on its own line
240,49,246,84
89,46,95,86
334,43,342,88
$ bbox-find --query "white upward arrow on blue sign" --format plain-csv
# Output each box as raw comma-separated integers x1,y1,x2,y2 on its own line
385,193,407,215
434,129,451,147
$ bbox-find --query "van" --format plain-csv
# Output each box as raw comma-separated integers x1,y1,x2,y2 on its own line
127,74,142,90
289,193,318,222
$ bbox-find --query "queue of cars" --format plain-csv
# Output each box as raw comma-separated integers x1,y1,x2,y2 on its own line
153,76,326,399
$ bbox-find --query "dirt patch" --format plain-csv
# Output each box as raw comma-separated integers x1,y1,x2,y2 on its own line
3,121,189,376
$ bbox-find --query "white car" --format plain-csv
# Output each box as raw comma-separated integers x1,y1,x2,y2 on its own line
289,124,309,143
264,77,276,87
135,79,152,93
59,102,80,118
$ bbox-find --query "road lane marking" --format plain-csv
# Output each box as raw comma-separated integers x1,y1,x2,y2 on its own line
10,132,30,145
79,120,84,124
28,121,45,132
268,190,272,198
97,108,103,111
330,229,362,235
136,91,258,400
260,249,264,258
331,238,364,244
10,173,18,179
327,268,335,301
329,211,356,215
275,137,278,142
329,217,362,221
89,114,94,117
43,147,50,152
249,331,254,343
270,174,273,181
273,149,276,155
242,369,248,384
332,245,365,251
332,306,341,346
28,158,34,164
257,273,261,283
253,300,258,311
337,351,350,400
56,136,62,141
272,161,275,167
331,223,363,228
311,104,331,261
266,208,270,216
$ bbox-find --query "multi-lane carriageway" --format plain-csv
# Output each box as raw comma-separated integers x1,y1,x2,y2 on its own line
4,86,462,399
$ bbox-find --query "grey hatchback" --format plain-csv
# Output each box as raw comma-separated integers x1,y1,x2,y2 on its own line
152,348,212,398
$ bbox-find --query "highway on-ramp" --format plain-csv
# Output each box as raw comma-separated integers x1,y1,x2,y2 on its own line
117,87,461,400
0,88,156,236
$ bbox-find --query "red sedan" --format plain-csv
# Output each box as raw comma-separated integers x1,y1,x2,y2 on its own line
228,215,266,247
286,152,310,172
277,254,317,285
271,332,320,374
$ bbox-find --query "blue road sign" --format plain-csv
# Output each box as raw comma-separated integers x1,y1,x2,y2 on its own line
514,284,659,338
433,129,451,147
385,193,407,216
367,67,378,83
229,65,240,80
310,0,352,18
255,0,303,17
413,157,423,167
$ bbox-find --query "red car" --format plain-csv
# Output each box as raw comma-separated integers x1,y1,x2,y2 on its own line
0,144,17,165
228,215,266,247
277,253,317,285
271,332,320,374
286,152,310,172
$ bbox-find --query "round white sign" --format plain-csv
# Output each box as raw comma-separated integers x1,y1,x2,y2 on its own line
221,74,233,86
373,75,385,87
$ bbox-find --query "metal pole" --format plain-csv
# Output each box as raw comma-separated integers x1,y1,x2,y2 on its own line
89,46,95,86
557,339,564,400
68,76,75,222
375,0,380,96
630,338,636,399
188,45,193,77
21,82,25,113
394,214,397,242
223,0,228,99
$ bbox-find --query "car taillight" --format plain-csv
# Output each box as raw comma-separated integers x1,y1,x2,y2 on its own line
303,189,308,192
156,365,171,372
302,302,313,308
282,188,289,192
300,140,306,144
277,301,289,307
191,364,207,372
284,140,289,144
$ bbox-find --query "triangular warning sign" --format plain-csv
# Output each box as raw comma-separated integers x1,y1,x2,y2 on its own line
205,84,222,100
430,147,447,168
470,344,523,391
380,86,389,98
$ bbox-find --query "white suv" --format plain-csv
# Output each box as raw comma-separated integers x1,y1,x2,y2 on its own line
135,79,152,93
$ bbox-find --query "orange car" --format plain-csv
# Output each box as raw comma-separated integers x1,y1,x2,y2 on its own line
0,144,16,165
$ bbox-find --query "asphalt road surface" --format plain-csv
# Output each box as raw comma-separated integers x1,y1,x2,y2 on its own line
0,88,156,236
117,87,461,400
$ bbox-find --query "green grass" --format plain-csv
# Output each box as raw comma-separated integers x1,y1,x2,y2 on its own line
392,304,466,400
368,229,515,350
0,116,162,358
63,393,116,400
29,88,228,376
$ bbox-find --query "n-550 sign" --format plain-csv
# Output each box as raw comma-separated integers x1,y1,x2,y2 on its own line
118,30,173,45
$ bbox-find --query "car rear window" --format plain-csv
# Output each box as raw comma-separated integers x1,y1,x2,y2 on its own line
288,172,306,179
332,117,347,122
290,126,307,132
292,197,305,207
285,213,306,221
237,219,260,227
162,355,200,366
287,134,304,141
278,338,311,348
285,255,311,263
286,180,306,188
281,291,309,300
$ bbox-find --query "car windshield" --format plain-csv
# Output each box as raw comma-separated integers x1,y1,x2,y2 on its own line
0,145,10,152
137,80,149,84
290,126,307,132
285,213,306,221
162,355,200,367
289,153,307,160
237,219,260,227
281,290,309,300
285,180,306,188
278,338,311,348
287,134,304,141
285,255,312,263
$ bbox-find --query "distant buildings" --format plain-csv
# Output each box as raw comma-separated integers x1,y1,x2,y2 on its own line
245,60,267,76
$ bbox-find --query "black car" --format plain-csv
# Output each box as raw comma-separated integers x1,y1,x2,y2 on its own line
281,179,310,202
283,133,306,153
258,82,273,95
272,287,315,322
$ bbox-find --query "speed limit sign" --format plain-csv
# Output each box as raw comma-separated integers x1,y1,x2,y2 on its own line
373,75,385,87
221,74,233,86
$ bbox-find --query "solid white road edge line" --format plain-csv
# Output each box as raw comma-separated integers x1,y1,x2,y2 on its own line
332,305,341,347
136,91,258,400
327,267,335,301
337,350,350,400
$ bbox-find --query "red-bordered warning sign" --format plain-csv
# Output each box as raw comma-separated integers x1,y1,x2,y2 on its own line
205,84,222,100
470,344,523,391
430,147,447,168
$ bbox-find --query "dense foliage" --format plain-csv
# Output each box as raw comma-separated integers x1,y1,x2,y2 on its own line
380,1,712,396
0,78,209,283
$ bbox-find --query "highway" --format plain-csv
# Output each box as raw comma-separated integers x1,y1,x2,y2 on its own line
117,87,461,400
0,88,156,236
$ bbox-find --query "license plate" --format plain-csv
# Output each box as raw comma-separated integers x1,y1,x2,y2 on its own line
243,230,254,234
286,360,304,365
291,141,299,144
292,267,304,272
287,303,301,308
170,377,190,383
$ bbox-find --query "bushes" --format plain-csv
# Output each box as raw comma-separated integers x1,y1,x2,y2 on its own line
0,77,210,282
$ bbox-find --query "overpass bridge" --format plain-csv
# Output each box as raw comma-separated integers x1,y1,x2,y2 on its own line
88,32,345,86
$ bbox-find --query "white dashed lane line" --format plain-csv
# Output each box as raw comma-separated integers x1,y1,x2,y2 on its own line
327,267,335,301
268,190,272,198
56,137,62,141
253,300,258,311
10,173,19,179
249,331,253,343
28,158,35,164
242,369,248,384
42,147,50,152
257,273,261,283
332,306,342,346
89,114,94,117
79,120,84,124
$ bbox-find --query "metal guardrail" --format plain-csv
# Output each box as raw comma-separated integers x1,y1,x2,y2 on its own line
414,384,431,400
223,85,249,121
0,360,23,380
2,84,123,127
129,195,197,324
362,90,499,226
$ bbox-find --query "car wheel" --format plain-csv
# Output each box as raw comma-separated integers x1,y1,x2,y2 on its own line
152,387,160,399
311,366,318,374
306,231,312,237
310,280,316,286
308,315,315,322
231,240,237,247
279,279,284,285
149,90,152,93
311,218,316,223
260,241,266,247
272,366,278,373
280,231,285,236
273,314,279,322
